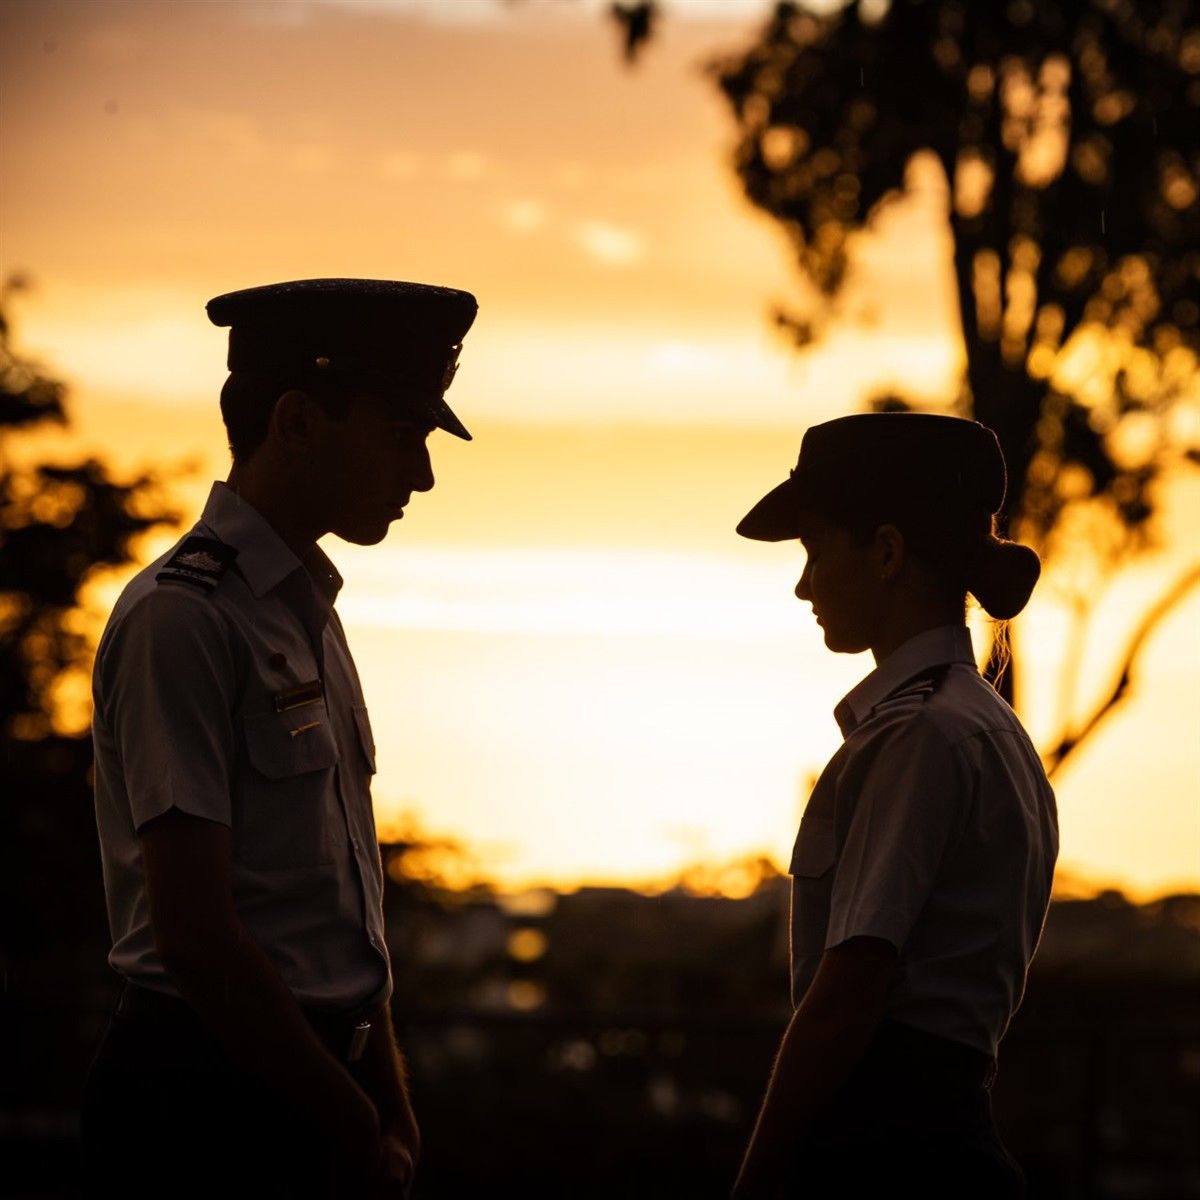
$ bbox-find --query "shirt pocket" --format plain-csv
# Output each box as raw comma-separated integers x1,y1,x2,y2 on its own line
789,815,837,879
237,708,338,871
352,705,376,775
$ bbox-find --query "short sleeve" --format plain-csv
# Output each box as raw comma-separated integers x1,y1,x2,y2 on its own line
826,715,966,953
96,586,239,832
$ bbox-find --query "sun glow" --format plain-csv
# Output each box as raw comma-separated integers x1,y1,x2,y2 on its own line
4,0,1197,900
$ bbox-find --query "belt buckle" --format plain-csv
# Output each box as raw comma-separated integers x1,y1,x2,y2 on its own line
348,1021,371,1062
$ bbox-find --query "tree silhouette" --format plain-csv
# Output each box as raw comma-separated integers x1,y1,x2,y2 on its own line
0,276,175,967
707,0,1199,736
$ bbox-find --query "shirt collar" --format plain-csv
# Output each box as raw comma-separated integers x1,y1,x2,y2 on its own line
197,482,343,604
833,624,976,737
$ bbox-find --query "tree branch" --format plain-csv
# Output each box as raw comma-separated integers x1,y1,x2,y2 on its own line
1044,563,1200,778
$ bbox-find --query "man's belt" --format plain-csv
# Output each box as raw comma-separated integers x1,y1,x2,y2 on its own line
115,982,375,1063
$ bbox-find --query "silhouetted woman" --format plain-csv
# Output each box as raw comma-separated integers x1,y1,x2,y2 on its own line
731,413,1057,1199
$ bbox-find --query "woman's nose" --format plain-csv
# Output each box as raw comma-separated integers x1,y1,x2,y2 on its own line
795,563,812,601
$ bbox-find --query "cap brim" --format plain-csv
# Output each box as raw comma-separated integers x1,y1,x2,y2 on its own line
422,393,472,442
736,478,804,542
386,389,471,441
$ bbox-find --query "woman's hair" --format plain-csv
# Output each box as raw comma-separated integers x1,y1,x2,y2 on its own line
219,371,354,464
832,499,1041,621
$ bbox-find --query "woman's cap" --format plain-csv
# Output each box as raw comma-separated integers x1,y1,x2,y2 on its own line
736,412,1008,542
206,278,478,440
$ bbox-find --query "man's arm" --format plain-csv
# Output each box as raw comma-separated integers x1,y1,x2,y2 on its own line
141,809,382,1186
731,935,897,1200
355,1006,421,1193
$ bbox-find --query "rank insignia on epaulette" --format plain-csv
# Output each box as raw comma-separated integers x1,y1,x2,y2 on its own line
893,679,936,701
872,688,932,718
156,536,238,592
872,668,946,717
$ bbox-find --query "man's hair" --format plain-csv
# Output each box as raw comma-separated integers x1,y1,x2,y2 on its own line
219,371,353,464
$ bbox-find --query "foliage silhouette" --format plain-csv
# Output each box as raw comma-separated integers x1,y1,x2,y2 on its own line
610,2,658,65
0,278,177,741
0,277,175,966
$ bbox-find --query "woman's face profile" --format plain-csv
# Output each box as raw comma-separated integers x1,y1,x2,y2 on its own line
794,514,883,655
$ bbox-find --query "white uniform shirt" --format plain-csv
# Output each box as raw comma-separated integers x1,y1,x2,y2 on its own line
91,482,390,1010
789,625,1058,1057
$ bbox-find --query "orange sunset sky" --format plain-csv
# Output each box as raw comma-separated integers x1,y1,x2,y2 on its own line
2,0,1197,898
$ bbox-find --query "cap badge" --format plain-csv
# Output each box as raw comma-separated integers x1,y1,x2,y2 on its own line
441,344,462,393
314,355,331,369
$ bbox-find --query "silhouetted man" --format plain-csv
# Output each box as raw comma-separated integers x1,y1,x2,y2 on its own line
82,278,477,1198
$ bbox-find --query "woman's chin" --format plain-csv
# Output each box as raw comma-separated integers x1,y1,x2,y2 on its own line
821,626,868,655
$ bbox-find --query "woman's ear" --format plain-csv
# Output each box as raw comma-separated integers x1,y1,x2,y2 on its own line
874,523,906,582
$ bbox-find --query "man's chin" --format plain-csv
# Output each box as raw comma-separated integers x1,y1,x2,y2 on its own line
333,518,392,546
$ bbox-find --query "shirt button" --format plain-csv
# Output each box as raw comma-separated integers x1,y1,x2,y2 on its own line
351,837,360,850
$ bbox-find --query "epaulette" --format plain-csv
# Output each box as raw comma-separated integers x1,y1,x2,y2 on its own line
870,664,951,720
156,536,239,593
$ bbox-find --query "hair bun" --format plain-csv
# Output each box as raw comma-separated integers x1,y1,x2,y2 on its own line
968,537,1041,619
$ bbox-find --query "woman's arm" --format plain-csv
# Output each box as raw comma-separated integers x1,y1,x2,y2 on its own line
731,935,898,1200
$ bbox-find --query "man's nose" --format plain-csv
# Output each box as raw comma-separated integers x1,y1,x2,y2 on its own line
408,447,435,493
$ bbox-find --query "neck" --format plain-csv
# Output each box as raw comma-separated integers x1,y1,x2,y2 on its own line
869,605,964,667
225,463,324,560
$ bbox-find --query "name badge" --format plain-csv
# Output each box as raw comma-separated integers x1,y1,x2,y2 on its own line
274,679,324,713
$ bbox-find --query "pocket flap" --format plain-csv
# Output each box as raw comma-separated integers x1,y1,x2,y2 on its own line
244,709,338,779
789,816,837,879
352,705,376,775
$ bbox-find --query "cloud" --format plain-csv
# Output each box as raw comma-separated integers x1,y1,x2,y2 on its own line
287,0,772,24
551,161,593,191
336,545,801,641
294,0,511,24
501,199,547,235
445,151,489,182
378,150,423,181
288,144,336,174
574,221,645,267
166,107,263,163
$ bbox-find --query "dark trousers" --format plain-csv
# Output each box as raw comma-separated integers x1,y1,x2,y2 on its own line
81,989,359,1199
787,1021,1025,1199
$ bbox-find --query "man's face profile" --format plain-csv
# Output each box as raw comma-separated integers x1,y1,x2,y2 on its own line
305,391,436,546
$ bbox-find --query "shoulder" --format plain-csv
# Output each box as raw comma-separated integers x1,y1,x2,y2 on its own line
848,668,996,783
844,699,962,797
97,536,242,671
922,663,1026,742
154,535,240,594
108,530,240,623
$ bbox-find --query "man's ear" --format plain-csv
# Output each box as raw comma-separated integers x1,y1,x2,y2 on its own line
874,523,906,582
270,389,323,455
